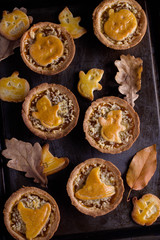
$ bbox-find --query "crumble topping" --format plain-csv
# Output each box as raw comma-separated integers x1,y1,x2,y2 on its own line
23,25,69,70
11,194,56,237
87,102,134,150
100,2,142,45
29,88,75,132
74,163,116,209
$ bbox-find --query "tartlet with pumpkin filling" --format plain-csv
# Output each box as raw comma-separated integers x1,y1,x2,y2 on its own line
93,0,147,50
20,22,75,75
3,187,60,240
67,158,124,217
22,83,79,140
83,96,140,154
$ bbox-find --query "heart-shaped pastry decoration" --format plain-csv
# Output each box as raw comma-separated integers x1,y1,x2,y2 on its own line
18,201,51,239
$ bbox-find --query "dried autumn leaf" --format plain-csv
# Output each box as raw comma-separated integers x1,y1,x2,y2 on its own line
126,145,157,199
0,7,33,62
114,54,143,107
2,138,48,187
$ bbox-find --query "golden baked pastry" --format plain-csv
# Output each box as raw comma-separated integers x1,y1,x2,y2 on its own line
77,68,104,100
41,143,69,176
22,83,79,140
58,7,87,39
83,96,140,154
3,187,60,240
0,9,32,41
132,194,160,226
67,158,124,217
93,0,147,50
0,71,30,102
20,22,75,75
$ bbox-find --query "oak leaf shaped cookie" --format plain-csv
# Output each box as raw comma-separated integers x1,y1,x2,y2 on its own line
132,194,160,226
126,145,157,200
78,68,104,100
2,138,47,187
0,71,30,102
58,7,87,39
114,54,143,107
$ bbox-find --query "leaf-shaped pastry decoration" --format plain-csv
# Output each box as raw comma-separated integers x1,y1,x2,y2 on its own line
114,54,143,107
2,138,47,187
126,145,157,200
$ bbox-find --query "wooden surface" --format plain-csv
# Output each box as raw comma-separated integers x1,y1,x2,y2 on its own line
0,0,160,239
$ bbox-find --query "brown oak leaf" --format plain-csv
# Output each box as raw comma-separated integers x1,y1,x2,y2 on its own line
126,145,157,200
2,138,48,187
114,54,143,107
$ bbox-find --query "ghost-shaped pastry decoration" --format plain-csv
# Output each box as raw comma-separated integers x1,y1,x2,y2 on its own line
32,95,63,128
58,7,87,39
78,68,104,100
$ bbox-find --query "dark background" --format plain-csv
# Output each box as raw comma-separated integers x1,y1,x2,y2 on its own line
0,0,160,239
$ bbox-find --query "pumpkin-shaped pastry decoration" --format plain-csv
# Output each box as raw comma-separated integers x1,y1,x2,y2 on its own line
83,96,140,154
22,83,79,140
93,0,147,50
0,8,32,41
67,158,124,217
20,22,75,75
132,194,160,226
3,187,60,240
0,71,30,102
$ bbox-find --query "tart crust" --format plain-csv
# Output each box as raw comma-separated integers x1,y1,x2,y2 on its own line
83,96,140,154
93,0,147,50
3,187,60,240
22,83,79,140
67,158,124,217
20,22,75,75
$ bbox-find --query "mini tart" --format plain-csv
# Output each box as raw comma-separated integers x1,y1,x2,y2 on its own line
83,96,140,154
22,83,79,140
3,187,60,240
20,22,75,75
67,158,124,217
93,0,147,50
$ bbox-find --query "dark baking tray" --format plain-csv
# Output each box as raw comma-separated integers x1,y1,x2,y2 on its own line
0,0,160,239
